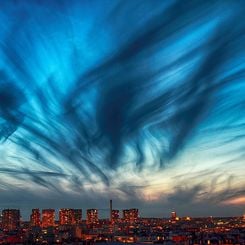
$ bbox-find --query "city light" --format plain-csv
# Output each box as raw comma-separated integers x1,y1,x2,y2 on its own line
0,201,244,244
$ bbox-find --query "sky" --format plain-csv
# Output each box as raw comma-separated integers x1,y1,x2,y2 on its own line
0,0,245,220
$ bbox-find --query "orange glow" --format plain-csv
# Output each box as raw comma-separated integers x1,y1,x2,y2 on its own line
223,196,245,205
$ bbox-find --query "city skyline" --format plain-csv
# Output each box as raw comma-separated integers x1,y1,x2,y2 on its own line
0,0,245,219
1,206,244,222
0,204,244,221
1,206,244,244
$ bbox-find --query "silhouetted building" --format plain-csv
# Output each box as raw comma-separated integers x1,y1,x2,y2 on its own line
86,209,98,225
30,209,41,227
112,210,120,223
2,209,20,230
42,209,55,227
123,209,139,223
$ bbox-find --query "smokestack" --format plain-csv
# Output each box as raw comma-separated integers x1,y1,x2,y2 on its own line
110,199,112,223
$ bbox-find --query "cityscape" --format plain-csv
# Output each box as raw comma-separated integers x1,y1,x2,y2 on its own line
1,0,245,244
0,200,245,244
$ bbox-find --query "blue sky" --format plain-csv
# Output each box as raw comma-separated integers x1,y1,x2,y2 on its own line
0,0,245,219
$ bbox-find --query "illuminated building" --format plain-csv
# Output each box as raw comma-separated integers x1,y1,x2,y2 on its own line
2,209,20,230
171,211,179,222
59,208,77,225
86,209,98,225
42,209,55,227
123,209,130,221
171,211,177,220
30,209,41,227
74,209,82,224
123,208,139,223
111,210,120,223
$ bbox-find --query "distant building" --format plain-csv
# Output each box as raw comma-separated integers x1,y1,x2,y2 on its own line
74,209,82,224
123,209,130,221
171,211,177,220
42,209,55,227
123,208,139,223
86,209,98,225
30,209,41,227
2,209,20,230
59,209,75,225
111,210,120,223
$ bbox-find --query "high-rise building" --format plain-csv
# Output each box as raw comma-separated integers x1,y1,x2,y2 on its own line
42,209,55,227
59,209,75,225
86,209,98,225
2,209,20,230
123,208,139,223
74,209,82,224
123,209,130,221
30,209,41,227
111,210,120,223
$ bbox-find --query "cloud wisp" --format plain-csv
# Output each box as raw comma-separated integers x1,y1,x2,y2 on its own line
0,0,245,214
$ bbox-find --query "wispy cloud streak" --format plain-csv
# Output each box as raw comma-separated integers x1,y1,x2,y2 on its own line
0,0,244,204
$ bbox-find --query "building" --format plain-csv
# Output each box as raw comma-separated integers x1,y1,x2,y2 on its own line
86,209,98,225
74,209,82,224
59,208,75,225
30,209,41,227
2,209,20,230
123,209,130,221
171,211,177,220
123,209,139,223
59,209,82,225
42,209,55,227
111,210,120,223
